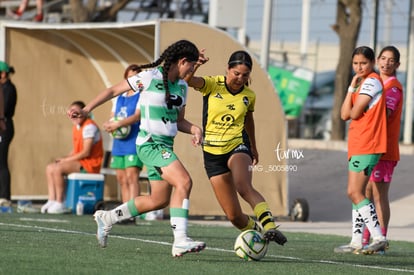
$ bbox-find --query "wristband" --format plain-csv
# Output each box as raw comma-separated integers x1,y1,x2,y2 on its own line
347,86,356,93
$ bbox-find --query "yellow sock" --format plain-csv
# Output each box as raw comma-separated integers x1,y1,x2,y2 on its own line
240,216,257,231
254,202,276,231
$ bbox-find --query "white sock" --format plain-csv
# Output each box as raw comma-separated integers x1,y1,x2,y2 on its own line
357,202,385,241
110,202,132,224
170,199,189,242
350,208,363,246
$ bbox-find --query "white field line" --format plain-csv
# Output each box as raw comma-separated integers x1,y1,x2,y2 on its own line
0,221,413,273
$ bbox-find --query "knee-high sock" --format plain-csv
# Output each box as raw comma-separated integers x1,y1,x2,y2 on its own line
254,202,276,231
240,216,258,231
355,199,385,241
362,227,371,246
350,207,364,246
109,199,139,224
170,199,189,242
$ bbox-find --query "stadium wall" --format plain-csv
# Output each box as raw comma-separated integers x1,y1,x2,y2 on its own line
0,19,288,216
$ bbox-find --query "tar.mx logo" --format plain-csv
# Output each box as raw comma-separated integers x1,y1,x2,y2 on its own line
274,142,304,161
248,143,304,173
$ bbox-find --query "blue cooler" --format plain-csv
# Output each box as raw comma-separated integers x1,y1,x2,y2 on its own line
65,173,104,214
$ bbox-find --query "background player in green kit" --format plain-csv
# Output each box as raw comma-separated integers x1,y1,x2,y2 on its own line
103,64,143,207
75,40,206,257
185,50,287,246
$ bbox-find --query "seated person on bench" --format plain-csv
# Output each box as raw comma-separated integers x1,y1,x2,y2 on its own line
41,101,103,214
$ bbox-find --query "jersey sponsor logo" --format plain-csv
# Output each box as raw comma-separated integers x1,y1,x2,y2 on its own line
226,104,235,110
115,209,123,217
221,114,235,123
169,94,183,105
214,93,223,99
167,94,183,109
243,96,249,106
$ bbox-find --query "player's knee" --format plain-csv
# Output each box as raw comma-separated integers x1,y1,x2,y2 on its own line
177,176,193,193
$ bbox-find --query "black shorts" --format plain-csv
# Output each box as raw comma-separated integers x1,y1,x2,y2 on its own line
203,144,253,178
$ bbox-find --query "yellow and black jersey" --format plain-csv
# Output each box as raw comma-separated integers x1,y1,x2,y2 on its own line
197,75,255,155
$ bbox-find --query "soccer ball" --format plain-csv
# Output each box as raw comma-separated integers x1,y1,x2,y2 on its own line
110,118,131,139
234,229,268,261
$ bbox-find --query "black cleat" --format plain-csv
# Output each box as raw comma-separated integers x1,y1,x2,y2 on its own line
263,228,287,246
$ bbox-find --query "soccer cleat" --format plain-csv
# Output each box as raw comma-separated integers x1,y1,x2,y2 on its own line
172,238,206,257
41,200,55,214
33,13,43,22
254,221,263,233
361,240,389,255
263,228,287,246
6,9,22,20
334,243,362,254
47,202,69,214
17,202,40,213
94,210,113,248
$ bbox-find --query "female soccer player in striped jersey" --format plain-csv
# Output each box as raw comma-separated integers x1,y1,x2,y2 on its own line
75,40,206,257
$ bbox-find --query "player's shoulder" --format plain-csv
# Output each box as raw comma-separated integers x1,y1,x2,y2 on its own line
361,75,382,94
140,68,162,79
204,75,225,85
240,86,256,100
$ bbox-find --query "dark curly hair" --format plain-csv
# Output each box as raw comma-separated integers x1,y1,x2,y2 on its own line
136,40,199,104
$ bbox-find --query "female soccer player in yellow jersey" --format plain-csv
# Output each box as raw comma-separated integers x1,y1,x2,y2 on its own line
185,50,287,246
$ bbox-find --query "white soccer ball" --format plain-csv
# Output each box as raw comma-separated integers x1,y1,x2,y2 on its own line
234,229,268,261
110,118,131,139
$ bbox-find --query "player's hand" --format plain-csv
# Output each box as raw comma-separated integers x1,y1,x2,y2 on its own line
251,148,259,165
103,119,120,132
197,49,209,66
191,127,203,147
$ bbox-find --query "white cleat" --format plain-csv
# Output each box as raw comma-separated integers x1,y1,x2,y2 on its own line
172,238,206,257
94,210,113,248
361,240,389,255
334,243,362,254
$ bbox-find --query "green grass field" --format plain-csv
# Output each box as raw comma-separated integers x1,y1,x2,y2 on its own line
1,212,413,275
